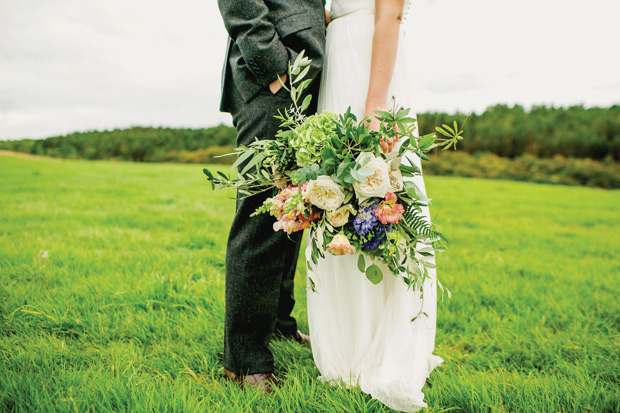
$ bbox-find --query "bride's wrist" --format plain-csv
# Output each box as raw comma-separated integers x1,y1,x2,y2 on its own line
364,102,386,117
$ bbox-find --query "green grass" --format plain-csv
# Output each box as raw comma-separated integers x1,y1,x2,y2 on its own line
1,153,619,412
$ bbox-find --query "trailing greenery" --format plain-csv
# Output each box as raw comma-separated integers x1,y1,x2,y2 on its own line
1,154,619,412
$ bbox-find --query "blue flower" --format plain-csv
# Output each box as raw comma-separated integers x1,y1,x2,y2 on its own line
353,204,378,236
363,225,387,250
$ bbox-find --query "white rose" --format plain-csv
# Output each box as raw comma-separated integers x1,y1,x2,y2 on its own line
353,152,392,201
304,175,346,211
326,204,357,227
388,157,404,192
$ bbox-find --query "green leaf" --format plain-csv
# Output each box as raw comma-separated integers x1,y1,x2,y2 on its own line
299,79,313,93
292,50,305,73
373,110,391,118
336,161,354,178
300,94,312,112
397,108,411,117
350,168,365,183
230,149,255,173
330,135,343,149
441,123,456,135
202,168,214,179
311,238,319,265
290,163,320,184
357,254,366,273
343,173,358,185
344,190,354,203
365,264,383,285
294,65,310,84
419,133,436,147
240,152,265,175
322,146,339,161
435,126,451,138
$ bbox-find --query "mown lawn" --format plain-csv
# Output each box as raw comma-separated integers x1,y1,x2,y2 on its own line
1,153,619,412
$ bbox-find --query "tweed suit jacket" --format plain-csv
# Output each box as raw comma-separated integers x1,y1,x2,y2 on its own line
218,0,326,112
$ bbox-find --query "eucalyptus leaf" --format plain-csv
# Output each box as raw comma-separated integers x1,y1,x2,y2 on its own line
357,254,366,272
365,264,383,285
343,174,358,185
350,168,365,182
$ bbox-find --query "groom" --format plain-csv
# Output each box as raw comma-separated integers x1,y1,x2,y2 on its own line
217,0,326,393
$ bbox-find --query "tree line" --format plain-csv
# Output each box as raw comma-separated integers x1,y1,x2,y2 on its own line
418,104,620,161
1,104,619,162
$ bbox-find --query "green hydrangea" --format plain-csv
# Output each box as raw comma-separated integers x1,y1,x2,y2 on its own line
290,111,338,167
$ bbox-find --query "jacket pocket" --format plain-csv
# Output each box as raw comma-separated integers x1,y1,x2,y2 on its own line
275,12,316,39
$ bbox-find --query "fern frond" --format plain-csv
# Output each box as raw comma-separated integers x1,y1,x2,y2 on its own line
402,206,445,243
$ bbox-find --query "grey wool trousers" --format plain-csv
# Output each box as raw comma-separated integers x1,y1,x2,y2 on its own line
223,84,303,375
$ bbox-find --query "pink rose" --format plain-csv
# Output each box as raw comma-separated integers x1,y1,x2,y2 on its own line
326,234,356,256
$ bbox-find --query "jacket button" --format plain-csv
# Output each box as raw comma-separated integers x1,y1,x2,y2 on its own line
248,58,255,64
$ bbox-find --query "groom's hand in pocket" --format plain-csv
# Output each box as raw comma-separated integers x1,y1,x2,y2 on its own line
269,73,287,94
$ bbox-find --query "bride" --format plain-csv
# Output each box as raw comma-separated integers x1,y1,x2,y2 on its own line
306,0,443,411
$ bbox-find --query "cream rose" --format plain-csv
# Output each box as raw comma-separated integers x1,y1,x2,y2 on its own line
326,204,356,227
353,152,392,201
303,175,346,211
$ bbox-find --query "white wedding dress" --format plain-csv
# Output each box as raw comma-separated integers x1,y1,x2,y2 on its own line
306,1,442,411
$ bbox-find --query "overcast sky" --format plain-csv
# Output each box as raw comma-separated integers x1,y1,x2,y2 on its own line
1,0,619,140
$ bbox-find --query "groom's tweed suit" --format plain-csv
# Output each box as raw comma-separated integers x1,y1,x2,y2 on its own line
217,0,325,374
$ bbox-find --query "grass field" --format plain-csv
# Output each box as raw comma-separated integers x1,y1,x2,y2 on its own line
1,153,619,412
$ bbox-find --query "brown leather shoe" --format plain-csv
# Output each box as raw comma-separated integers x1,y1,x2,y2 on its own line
293,330,311,346
224,369,279,394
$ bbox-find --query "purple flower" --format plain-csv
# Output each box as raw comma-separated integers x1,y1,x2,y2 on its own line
353,204,379,236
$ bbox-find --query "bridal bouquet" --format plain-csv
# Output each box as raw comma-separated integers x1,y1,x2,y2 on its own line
204,53,464,293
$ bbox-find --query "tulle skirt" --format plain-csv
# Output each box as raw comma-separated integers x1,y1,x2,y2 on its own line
306,11,442,412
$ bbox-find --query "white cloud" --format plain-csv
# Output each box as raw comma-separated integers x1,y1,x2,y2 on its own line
1,0,619,139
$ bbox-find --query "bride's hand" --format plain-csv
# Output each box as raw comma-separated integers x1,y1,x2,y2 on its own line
364,106,398,153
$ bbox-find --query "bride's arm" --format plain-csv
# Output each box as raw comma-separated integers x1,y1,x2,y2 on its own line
364,0,405,152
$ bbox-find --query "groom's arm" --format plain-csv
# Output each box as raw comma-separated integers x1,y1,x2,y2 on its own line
218,0,289,88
